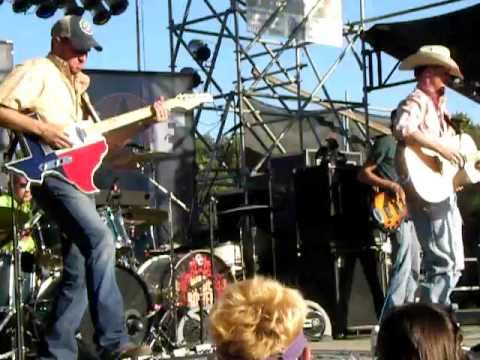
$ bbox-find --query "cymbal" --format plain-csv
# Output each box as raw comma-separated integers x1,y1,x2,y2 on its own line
218,204,270,216
122,206,168,225
104,150,173,170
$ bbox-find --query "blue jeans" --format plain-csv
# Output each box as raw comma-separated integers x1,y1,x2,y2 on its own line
32,176,129,359
379,219,420,321
408,194,464,304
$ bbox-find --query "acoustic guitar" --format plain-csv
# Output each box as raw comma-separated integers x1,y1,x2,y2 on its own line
403,133,480,203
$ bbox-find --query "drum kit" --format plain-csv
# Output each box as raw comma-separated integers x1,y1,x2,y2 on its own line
0,193,242,358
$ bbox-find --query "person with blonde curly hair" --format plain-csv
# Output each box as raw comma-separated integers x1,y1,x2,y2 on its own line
209,276,310,360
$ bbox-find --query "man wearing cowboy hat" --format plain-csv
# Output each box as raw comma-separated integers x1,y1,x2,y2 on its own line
392,45,465,305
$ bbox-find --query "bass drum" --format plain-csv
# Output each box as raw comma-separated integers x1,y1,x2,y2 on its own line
138,250,234,311
33,266,152,356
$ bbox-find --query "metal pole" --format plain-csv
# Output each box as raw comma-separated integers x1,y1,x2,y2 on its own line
296,41,304,152
135,0,142,71
168,0,175,72
360,0,370,147
232,0,247,200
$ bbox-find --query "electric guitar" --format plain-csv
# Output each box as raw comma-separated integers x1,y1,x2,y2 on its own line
5,93,213,194
404,133,480,203
372,190,407,232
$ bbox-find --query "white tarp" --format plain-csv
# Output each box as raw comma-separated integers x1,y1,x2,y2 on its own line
246,0,343,47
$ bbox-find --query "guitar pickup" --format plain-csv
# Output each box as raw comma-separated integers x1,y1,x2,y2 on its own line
39,156,73,171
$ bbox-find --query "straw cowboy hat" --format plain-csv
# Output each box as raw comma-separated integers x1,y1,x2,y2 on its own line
399,45,463,79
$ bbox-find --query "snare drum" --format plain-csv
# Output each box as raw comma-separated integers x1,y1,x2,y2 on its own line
138,250,234,310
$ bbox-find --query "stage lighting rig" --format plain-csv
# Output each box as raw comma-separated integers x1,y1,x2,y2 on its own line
36,0,58,18
12,0,32,13
90,2,111,25
180,67,202,89
58,0,84,16
9,0,128,24
187,39,211,64
105,0,128,15
80,0,100,10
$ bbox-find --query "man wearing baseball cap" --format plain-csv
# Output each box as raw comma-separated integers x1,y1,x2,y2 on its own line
51,14,103,52
0,15,168,359
392,45,465,305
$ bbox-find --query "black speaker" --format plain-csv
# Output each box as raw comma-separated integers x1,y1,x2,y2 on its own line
294,164,384,337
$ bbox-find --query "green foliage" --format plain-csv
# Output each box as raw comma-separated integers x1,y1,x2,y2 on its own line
451,112,480,146
195,133,241,194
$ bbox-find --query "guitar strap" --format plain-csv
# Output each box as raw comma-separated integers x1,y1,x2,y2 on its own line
81,94,101,124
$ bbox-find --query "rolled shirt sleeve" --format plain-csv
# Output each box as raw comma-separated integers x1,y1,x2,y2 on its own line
0,62,45,113
393,92,424,140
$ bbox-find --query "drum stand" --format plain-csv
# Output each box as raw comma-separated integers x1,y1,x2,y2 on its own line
5,175,25,360
146,176,190,350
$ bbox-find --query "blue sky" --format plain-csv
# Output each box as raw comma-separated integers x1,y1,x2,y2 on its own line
0,0,479,131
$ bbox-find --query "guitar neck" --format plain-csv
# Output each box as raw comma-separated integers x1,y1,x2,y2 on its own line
84,93,212,136
87,99,186,135
88,105,155,135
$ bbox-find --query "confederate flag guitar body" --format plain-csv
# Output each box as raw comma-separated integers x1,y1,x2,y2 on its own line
5,93,213,194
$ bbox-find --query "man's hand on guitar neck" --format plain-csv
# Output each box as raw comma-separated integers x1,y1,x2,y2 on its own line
38,121,72,149
152,96,169,123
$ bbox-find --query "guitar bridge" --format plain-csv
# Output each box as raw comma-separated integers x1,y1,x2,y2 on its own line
39,156,73,171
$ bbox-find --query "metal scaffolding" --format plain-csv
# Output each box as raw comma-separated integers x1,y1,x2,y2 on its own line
167,0,468,216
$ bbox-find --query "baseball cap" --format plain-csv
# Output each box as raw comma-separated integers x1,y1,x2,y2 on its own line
51,15,102,52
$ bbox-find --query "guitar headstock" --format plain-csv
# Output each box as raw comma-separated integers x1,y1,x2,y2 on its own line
167,93,213,111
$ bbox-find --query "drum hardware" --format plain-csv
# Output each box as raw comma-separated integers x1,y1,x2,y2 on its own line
122,206,169,226
0,169,32,360
218,204,271,278
33,265,152,357
137,250,233,351
145,176,191,349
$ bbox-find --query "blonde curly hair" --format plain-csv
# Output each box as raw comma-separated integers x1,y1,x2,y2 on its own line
209,276,307,360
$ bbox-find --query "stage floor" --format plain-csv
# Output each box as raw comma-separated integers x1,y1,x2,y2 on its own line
310,324,480,359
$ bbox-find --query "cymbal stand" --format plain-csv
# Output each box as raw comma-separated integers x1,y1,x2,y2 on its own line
147,176,189,349
208,197,217,305
7,174,25,360
2,132,27,360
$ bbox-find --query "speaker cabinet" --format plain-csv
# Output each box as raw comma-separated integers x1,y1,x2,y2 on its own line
294,163,384,336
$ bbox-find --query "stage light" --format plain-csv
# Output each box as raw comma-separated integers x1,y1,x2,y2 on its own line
58,0,84,16
187,39,211,63
80,0,100,10
105,0,128,15
12,0,32,13
36,0,58,18
180,67,202,89
90,3,111,25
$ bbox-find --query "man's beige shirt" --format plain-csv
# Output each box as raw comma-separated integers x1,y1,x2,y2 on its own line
0,54,93,125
